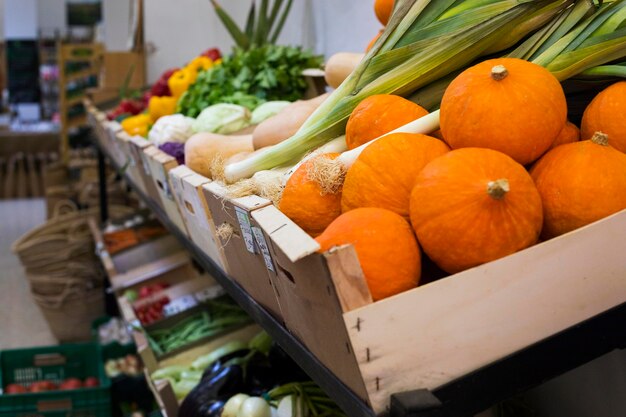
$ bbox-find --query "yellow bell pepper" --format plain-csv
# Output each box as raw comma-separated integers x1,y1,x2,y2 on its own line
149,96,177,122
121,113,151,137
186,56,214,73
168,68,197,98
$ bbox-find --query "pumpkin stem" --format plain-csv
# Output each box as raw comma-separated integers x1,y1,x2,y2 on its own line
491,65,509,81
591,131,609,146
487,179,510,200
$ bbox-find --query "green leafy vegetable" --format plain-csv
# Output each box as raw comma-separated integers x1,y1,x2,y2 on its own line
177,45,323,117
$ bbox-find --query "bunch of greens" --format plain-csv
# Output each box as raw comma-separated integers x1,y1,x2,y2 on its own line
177,45,322,117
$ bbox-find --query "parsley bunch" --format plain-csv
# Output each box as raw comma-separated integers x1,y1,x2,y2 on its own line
177,45,323,117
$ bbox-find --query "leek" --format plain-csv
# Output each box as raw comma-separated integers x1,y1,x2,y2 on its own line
306,0,626,192
225,0,574,182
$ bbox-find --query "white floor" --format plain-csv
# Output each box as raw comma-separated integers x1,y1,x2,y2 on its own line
0,199,56,349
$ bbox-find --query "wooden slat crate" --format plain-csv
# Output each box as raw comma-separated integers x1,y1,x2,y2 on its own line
141,147,189,235
127,136,163,204
168,166,228,271
139,324,261,417
202,183,282,320
253,205,626,414
115,131,147,195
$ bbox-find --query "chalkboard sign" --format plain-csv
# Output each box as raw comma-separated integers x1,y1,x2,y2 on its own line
67,1,102,26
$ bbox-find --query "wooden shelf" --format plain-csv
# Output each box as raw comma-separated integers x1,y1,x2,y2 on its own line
66,68,98,83
90,104,626,417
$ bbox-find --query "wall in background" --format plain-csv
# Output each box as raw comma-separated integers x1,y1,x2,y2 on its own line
143,0,379,83
37,0,65,37
4,0,37,39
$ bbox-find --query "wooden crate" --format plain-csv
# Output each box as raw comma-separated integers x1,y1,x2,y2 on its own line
202,183,282,320
104,121,128,169
254,205,626,414
139,324,260,417
141,147,188,235
115,131,147,195
126,136,162,204
168,166,228,271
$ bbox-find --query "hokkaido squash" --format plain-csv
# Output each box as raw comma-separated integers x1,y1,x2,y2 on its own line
410,148,543,274
366,30,383,52
342,133,450,219
374,0,394,25
581,82,626,153
345,95,428,150
440,58,567,165
279,153,342,237
549,121,580,150
530,132,626,239
316,207,420,301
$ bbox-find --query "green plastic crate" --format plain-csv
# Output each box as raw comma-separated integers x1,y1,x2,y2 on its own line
0,343,111,417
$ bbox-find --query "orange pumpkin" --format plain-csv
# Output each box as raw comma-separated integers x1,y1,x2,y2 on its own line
345,95,428,150
366,29,384,52
342,133,450,219
316,207,420,301
410,148,543,274
549,121,580,150
374,0,394,26
530,132,626,239
440,58,567,165
581,81,626,153
279,153,342,237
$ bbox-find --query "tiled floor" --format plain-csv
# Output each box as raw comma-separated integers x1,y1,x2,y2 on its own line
0,198,56,349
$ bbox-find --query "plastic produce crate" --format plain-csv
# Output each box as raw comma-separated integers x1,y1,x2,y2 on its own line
0,343,111,417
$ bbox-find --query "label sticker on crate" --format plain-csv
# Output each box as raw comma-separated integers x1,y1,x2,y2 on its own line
235,206,256,254
252,226,275,272
195,285,226,302
163,295,198,317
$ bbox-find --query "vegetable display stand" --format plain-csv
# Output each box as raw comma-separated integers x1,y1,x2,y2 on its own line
89,219,193,297
139,324,260,417
91,109,626,417
168,166,228,271
202,182,283,320
0,343,111,417
127,136,163,204
114,131,149,196
104,121,128,170
253,205,626,414
140,147,188,235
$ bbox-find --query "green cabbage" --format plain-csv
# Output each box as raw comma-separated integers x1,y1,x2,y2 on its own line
250,101,291,125
192,103,251,134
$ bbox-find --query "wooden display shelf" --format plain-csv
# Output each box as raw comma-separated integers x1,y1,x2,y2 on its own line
87,99,626,417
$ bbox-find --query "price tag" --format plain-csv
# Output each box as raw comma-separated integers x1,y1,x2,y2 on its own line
252,226,275,272
162,295,198,317
235,206,256,254
195,285,226,302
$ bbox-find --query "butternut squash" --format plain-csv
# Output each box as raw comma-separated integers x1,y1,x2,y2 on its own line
252,94,329,150
324,53,365,89
185,133,254,178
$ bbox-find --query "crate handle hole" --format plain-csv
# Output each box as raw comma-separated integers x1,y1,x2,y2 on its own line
156,180,165,191
185,200,195,215
276,263,296,284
